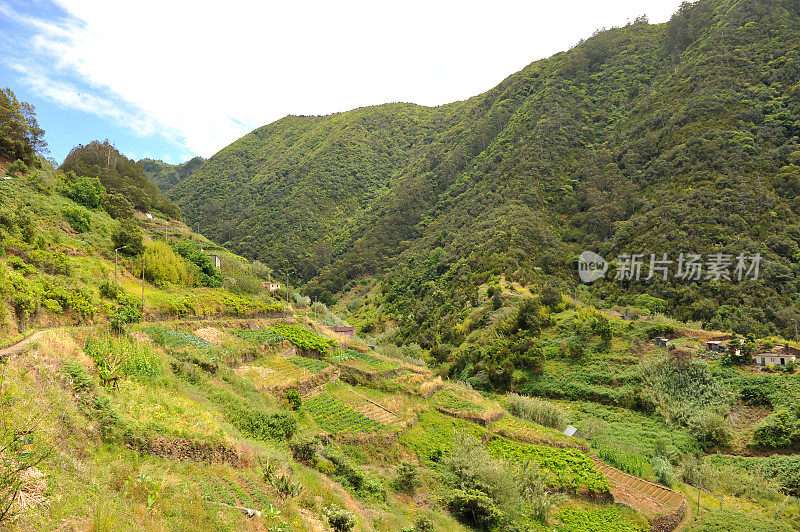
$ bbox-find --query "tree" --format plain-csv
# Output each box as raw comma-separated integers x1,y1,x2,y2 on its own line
112,220,144,256
0,88,47,167
62,172,105,209
101,193,135,219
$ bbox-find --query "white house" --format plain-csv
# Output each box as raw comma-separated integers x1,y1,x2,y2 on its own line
758,345,799,366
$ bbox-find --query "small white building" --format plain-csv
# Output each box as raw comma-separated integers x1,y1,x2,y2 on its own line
654,337,670,347
758,345,799,366
262,281,281,292
706,340,725,353
563,425,584,439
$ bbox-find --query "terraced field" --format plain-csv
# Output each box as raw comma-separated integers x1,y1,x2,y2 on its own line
491,415,585,449
286,355,329,373
431,390,484,412
487,438,609,493
304,392,384,434
335,349,398,372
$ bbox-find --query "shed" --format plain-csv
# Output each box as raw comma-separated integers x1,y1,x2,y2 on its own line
563,425,584,439
261,281,281,292
210,254,221,270
145,213,153,220
654,337,669,347
706,340,724,353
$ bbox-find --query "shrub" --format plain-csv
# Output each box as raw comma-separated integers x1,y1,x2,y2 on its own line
101,193,134,219
392,462,419,493
111,220,144,256
406,516,434,532
109,295,142,333
139,241,192,287
62,171,104,209
99,280,121,300
324,505,356,532
652,456,674,487
285,389,302,410
447,488,502,529
288,434,318,463
62,206,91,233
688,410,733,448
506,393,566,430
6,159,28,175
171,241,222,287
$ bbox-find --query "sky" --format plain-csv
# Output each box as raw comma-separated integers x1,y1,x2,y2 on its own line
0,0,686,165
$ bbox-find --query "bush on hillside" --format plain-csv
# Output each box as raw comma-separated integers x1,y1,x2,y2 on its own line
101,192,135,219
324,505,356,532
172,241,222,287
138,241,192,287
62,206,91,233
61,171,105,209
109,294,142,333
111,220,144,256
652,456,674,487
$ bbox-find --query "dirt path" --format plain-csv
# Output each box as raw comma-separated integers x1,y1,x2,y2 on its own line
0,331,46,358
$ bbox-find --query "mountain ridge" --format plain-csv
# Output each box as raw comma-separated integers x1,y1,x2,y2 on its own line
147,0,800,347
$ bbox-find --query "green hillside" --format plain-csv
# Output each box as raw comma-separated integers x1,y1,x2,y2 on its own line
158,0,800,351
61,141,181,219
139,156,206,193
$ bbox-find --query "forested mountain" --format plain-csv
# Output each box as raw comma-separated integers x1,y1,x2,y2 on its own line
139,156,206,193
162,0,800,344
61,140,181,219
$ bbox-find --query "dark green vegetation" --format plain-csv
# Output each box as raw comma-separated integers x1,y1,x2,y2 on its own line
156,0,800,349
0,87,46,167
61,140,181,218
139,156,206,193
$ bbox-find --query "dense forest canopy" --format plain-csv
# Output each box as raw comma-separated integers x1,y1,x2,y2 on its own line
61,140,181,219
139,156,206,193
149,0,800,345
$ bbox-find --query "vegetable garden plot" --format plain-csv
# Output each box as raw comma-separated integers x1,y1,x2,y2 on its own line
229,328,286,345
269,324,335,354
343,349,397,371
286,355,329,373
487,438,609,493
304,393,384,434
431,390,484,412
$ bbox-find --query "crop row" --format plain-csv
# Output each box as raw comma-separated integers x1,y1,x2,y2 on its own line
432,390,483,412
304,393,383,434
487,439,609,493
287,355,329,373
144,326,214,350
269,324,335,355
230,328,286,344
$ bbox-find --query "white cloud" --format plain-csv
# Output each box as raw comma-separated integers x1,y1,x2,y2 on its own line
4,0,686,158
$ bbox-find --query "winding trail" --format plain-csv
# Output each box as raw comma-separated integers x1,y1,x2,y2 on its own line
0,331,46,358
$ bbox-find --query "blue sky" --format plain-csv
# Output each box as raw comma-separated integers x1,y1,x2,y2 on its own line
1,0,685,166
